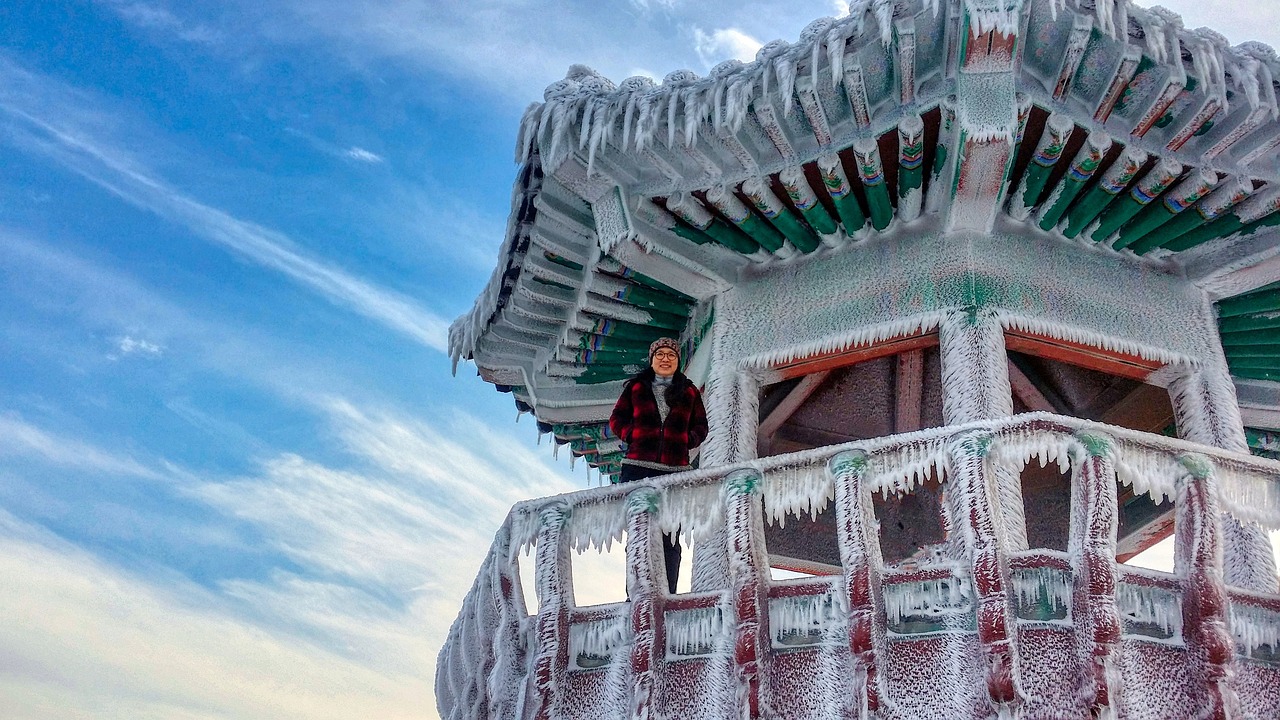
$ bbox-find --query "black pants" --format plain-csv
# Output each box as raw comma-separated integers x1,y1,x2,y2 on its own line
619,464,682,594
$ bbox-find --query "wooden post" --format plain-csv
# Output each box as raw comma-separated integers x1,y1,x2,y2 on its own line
724,469,770,718
530,502,572,720
1069,432,1123,717
830,450,887,718
626,488,665,720
1169,366,1278,592
1175,455,1239,720
950,432,1021,715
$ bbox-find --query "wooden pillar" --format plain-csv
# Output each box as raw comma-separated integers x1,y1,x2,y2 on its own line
1169,366,1278,592
625,488,665,720
830,450,887,719
701,369,759,468
530,502,572,720
724,469,771,718
940,309,1013,424
694,369,758,592
1175,455,1239,720
949,432,1021,716
1069,432,1124,717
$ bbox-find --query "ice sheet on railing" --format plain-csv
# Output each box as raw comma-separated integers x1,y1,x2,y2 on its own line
665,604,726,659
659,482,724,541
867,435,951,497
762,460,831,528
882,573,976,634
569,499,627,552
1116,581,1183,641
569,615,630,669
1230,601,1280,660
1113,446,1179,507
1215,464,1280,530
769,588,845,648
990,430,1075,477
1010,565,1072,622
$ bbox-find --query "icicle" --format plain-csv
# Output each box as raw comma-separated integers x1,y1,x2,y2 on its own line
665,605,725,658
1116,581,1183,640
1230,601,1280,658
769,589,842,648
569,615,630,668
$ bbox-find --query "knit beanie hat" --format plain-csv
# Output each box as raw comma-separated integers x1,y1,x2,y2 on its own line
648,337,681,362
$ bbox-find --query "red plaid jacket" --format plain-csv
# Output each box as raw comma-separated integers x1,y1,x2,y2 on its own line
609,369,708,467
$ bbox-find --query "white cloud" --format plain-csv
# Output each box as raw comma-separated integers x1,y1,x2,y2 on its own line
113,334,164,358
692,26,765,68
0,415,160,479
0,59,451,353
344,146,383,163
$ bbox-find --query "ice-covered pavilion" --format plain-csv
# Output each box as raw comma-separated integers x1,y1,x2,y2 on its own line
440,0,1280,717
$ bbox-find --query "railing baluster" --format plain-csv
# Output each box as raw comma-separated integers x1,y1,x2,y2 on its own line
1070,432,1123,717
530,502,572,720
1169,366,1278,593
625,488,664,720
724,469,770,718
830,450,886,719
1176,455,1239,720
950,432,1021,716
490,525,526,720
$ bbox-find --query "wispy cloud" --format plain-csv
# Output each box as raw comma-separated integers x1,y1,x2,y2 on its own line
0,58,450,353
344,146,383,163
99,0,225,46
0,511,426,720
0,415,161,479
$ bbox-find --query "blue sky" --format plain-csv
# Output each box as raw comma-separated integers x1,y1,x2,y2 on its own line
1,1,1277,718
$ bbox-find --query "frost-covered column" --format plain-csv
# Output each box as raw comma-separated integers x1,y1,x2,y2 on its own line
490,526,528,720
692,369,759,592
723,469,771,719
1068,433,1123,718
700,368,760,467
625,488,665,720
1169,365,1278,592
1175,455,1239,720
949,433,1021,715
530,502,572,720
940,309,1013,424
830,451,887,718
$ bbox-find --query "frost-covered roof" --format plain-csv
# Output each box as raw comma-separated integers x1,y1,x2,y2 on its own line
450,0,1280,473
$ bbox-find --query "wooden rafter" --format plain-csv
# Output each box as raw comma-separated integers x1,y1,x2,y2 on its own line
757,370,831,456
1098,382,1175,434
1006,357,1065,413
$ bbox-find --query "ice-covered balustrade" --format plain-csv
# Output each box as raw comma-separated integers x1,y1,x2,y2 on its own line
436,413,1280,720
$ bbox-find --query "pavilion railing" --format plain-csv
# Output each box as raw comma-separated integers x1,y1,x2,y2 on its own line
436,411,1280,720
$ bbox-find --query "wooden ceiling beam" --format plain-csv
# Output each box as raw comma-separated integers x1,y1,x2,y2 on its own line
771,331,939,381
1004,329,1163,381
